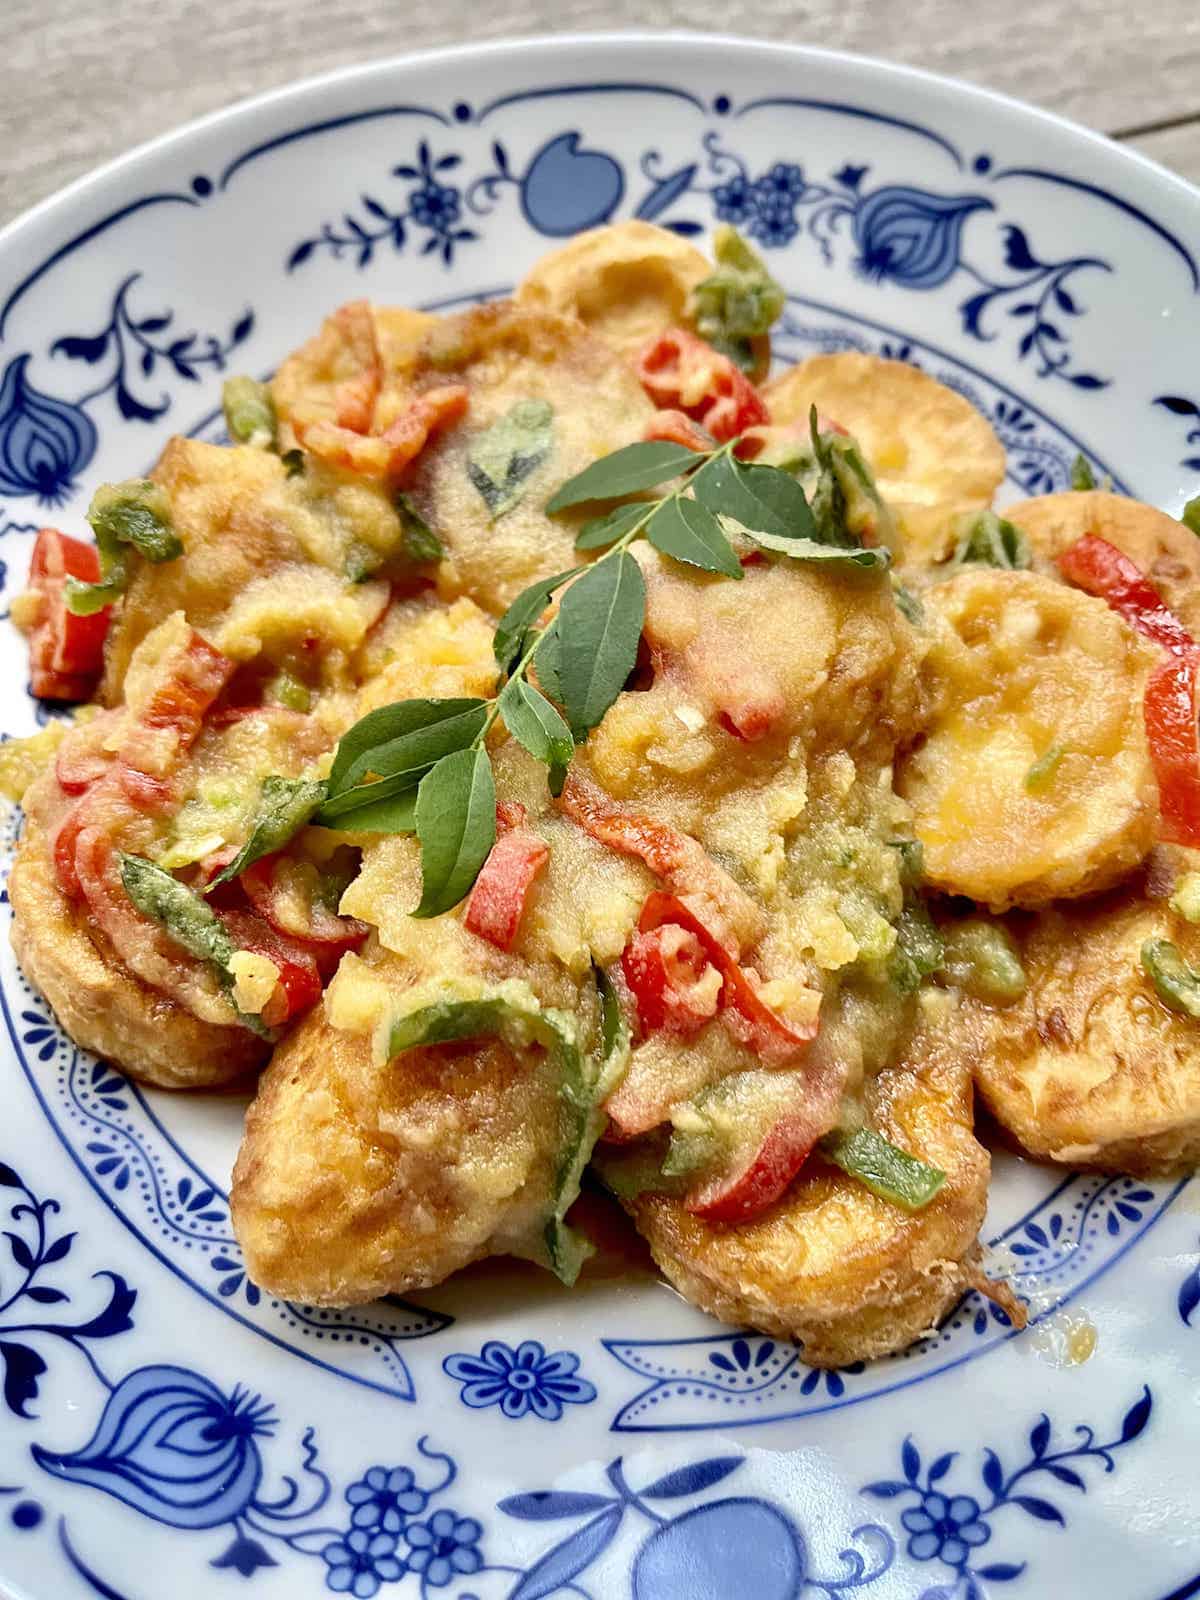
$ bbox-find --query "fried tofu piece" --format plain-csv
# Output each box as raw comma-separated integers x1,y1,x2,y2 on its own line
969,890,1200,1175
763,353,1005,565
103,438,400,697
516,220,712,361
599,1009,989,1365
898,569,1157,909
230,971,563,1304
9,816,264,1089
1007,490,1200,630
405,302,655,613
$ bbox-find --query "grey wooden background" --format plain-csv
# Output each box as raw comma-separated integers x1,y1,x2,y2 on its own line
3,0,1199,227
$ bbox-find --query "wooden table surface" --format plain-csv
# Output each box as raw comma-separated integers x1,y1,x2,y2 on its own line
4,0,1199,227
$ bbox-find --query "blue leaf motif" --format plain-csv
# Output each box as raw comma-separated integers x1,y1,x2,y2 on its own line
32,1364,271,1527
1179,1261,1200,1326
508,1503,624,1600
981,1449,1004,1496
927,1453,955,1483
498,1492,616,1522
977,1564,1026,1582
0,1339,47,1418
1001,225,1040,272
641,1457,743,1500
862,1480,910,1498
211,1536,278,1576
1156,395,1200,417
853,187,992,289
1029,1417,1051,1458
1120,1387,1152,1441
635,163,699,222
0,354,97,505
1044,1464,1086,1489
901,1438,921,1483
1010,1495,1064,1524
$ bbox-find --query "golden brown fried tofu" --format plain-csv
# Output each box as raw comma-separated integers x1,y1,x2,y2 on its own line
969,891,1200,1175
1007,490,1200,630
598,1007,989,1365
9,815,264,1089
516,220,712,361
230,964,564,1304
898,569,1157,909
104,439,401,697
404,302,655,613
763,353,1005,565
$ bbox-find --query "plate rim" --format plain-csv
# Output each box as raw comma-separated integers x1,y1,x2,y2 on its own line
2,29,1199,265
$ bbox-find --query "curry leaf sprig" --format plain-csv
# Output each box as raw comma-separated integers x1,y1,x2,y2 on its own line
227,420,891,919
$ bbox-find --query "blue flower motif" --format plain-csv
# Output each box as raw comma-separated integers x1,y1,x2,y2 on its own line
712,174,755,224
321,1528,405,1597
749,193,800,248
852,186,993,289
410,182,461,234
901,1490,991,1566
443,1339,596,1421
754,162,808,201
0,354,96,505
346,1465,429,1533
404,1508,483,1587
33,1365,273,1528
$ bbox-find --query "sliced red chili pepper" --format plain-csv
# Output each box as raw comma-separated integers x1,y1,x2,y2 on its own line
621,923,721,1038
1144,651,1200,848
642,409,715,453
55,741,111,795
298,384,469,483
637,890,817,1065
635,329,768,443
241,854,369,965
559,774,762,954
685,1114,816,1223
1059,533,1200,845
464,827,549,951
1058,533,1195,655
26,528,111,701
216,908,323,1027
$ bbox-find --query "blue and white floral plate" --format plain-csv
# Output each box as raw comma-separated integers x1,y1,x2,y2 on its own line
1,34,1199,1600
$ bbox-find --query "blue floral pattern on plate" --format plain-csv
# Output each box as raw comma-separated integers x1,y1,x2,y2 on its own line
443,1338,597,1420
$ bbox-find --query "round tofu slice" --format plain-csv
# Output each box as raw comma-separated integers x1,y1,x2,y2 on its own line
970,891,1200,1175
600,1013,989,1367
898,568,1158,909
1007,489,1200,632
516,220,712,360
763,352,1005,565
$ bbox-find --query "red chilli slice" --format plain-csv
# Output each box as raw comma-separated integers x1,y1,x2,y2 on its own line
26,528,111,701
684,1114,817,1224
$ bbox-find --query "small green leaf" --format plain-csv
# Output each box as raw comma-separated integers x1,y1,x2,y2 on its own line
395,492,444,563
647,496,743,577
692,453,815,541
1071,453,1099,491
467,399,555,518
558,552,646,736
222,377,277,448
413,747,497,917
332,786,418,834
326,698,487,796
209,776,328,886
546,441,707,512
1182,495,1200,537
499,678,574,786
65,573,126,616
821,1126,946,1211
721,517,890,569
534,621,564,704
1142,938,1200,1018
576,502,651,551
953,510,1030,570
493,568,580,673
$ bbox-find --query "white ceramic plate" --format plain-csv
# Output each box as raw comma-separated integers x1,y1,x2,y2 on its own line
1,34,1198,1600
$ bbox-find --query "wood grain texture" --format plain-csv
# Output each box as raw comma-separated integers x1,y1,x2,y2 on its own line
2,0,1198,225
